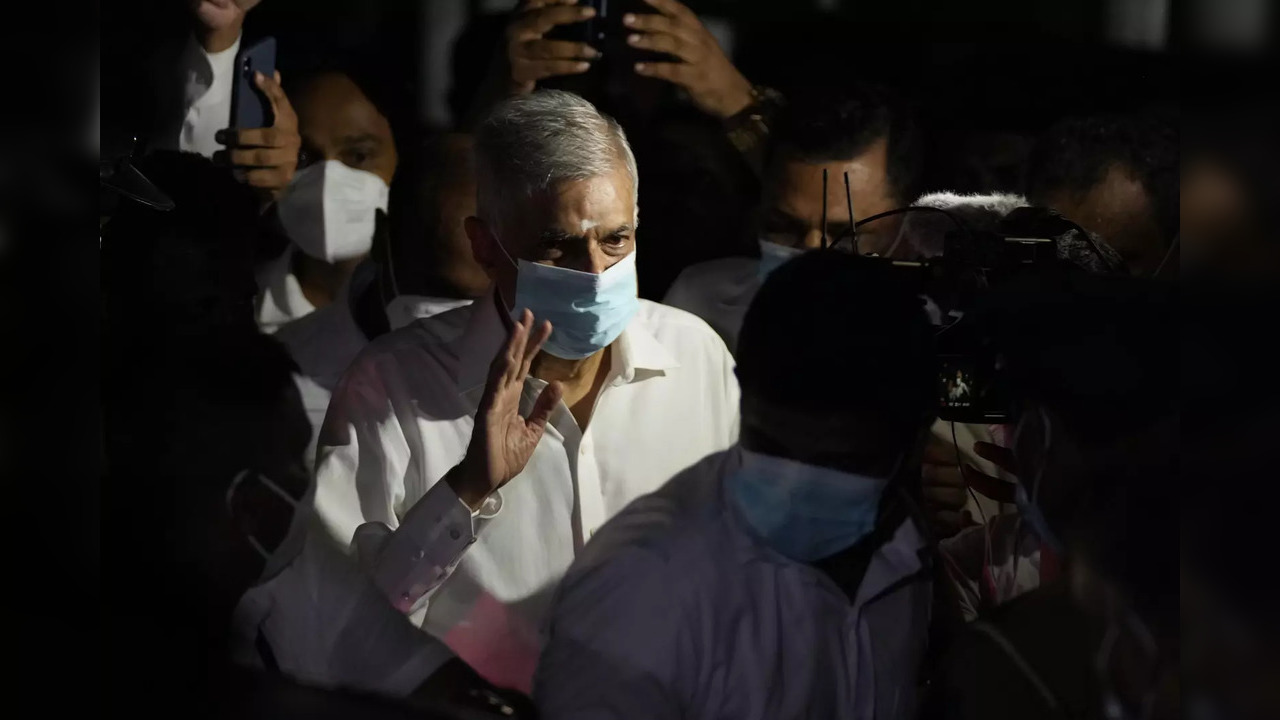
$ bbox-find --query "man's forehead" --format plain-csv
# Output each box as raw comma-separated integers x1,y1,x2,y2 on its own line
538,172,635,226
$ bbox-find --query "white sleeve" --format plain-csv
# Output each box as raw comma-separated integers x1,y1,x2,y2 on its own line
245,527,457,698
314,363,494,615
534,546,692,719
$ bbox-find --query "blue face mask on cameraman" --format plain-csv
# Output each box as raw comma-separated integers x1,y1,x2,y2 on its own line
757,239,805,280
729,448,893,562
495,238,640,360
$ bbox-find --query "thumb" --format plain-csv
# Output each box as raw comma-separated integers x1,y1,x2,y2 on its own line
526,381,564,433
973,441,1018,475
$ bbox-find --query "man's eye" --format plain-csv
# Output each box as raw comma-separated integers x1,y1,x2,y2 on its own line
604,235,629,246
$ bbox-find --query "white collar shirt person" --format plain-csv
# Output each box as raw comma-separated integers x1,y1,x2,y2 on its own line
535,252,938,719
312,90,739,693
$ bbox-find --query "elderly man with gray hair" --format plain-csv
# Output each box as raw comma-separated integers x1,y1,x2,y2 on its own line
312,90,739,693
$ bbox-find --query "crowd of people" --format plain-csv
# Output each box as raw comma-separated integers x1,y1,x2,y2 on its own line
101,1,1275,719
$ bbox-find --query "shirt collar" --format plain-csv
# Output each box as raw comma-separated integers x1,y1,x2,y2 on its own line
455,291,680,394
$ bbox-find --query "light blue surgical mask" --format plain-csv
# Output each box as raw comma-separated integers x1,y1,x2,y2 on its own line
757,239,805,280
729,448,893,562
495,238,640,360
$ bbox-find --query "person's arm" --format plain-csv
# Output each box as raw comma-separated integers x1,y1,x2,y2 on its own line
317,310,563,614
534,545,691,719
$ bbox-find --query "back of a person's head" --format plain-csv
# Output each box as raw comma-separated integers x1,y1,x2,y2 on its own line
768,84,923,205
1026,110,1179,243
736,251,934,428
388,133,473,252
101,151,260,337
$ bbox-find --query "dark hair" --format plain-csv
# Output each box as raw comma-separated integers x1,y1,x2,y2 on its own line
1026,111,1179,245
736,251,935,426
101,151,261,337
768,84,924,205
283,55,412,144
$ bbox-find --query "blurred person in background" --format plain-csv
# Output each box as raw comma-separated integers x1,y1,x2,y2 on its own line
1026,111,1179,277
1182,104,1280,285
536,252,937,719
275,133,487,469
663,85,923,354
102,151,533,717
313,90,738,693
141,0,303,200
255,66,399,332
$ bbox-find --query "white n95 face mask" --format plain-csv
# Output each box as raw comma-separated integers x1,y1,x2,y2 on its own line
277,160,390,263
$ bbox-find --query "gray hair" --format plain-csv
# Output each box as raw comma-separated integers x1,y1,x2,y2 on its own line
474,90,639,237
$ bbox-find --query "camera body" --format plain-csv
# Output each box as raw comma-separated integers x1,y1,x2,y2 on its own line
852,206,1086,423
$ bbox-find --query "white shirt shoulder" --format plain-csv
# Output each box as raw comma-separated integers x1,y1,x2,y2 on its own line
663,257,761,354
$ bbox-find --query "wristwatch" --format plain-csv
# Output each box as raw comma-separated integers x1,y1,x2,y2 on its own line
724,85,786,176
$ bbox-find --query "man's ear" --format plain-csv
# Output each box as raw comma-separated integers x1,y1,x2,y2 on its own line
465,216,499,273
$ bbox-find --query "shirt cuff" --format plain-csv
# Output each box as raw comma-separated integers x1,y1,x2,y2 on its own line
371,480,499,613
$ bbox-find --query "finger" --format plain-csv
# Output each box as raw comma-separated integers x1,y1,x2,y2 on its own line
229,147,288,168
242,167,292,190
489,312,527,378
921,462,965,488
526,380,564,433
506,310,533,378
252,71,288,128
621,12,682,36
512,4,595,40
224,127,286,148
922,438,960,464
517,59,592,80
633,61,693,86
973,441,1019,475
253,71,294,130
642,0,698,22
517,39,600,61
962,463,1018,504
924,485,968,511
626,32,697,63
930,510,967,538
520,320,553,379
519,0,578,10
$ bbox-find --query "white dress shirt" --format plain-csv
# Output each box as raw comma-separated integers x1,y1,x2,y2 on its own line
534,447,933,720
314,292,740,692
665,255,1006,520
663,256,759,355
255,245,316,334
276,262,474,471
177,33,240,159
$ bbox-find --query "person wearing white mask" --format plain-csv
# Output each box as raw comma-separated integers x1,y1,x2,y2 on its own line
313,90,739,693
274,133,488,470
256,69,398,333
536,251,938,719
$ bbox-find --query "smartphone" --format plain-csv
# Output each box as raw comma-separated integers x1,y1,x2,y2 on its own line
544,0,678,76
231,36,277,130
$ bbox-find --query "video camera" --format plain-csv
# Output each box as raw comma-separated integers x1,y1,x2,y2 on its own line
817,172,1124,424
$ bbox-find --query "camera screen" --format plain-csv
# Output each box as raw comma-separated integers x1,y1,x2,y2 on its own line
937,354,1011,422
938,356,978,409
